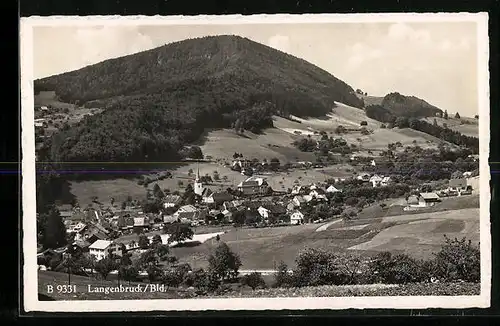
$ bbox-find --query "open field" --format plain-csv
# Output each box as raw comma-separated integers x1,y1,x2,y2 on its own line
421,116,478,138
198,127,314,162
170,206,479,270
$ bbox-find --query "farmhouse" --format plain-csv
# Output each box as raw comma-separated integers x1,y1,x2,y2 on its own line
89,240,122,261
291,185,306,195
289,210,305,225
163,195,182,208
237,176,269,196
418,192,442,207
447,178,472,196
202,191,233,206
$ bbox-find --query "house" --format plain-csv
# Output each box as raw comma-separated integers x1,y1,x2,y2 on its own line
380,176,392,187
222,200,243,212
81,223,109,243
163,215,179,224
370,175,384,187
462,171,473,178
292,196,306,207
173,205,207,221
221,209,233,222
419,192,441,207
303,195,314,203
163,195,182,208
89,240,122,261
356,173,371,182
309,189,328,201
326,185,342,193
133,217,150,233
286,201,296,212
291,185,306,195
202,191,233,206
257,204,287,222
237,176,269,196
66,222,87,240
72,240,91,254
289,210,305,225
467,154,480,162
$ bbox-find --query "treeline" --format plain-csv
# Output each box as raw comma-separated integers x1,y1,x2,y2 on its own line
275,236,479,288
365,105,479,153
362,146,479,181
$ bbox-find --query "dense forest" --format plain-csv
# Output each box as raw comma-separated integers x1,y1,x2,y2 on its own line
35,35,364,163
380,92,443,118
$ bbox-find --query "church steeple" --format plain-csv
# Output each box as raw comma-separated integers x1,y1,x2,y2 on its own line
193,162,204,196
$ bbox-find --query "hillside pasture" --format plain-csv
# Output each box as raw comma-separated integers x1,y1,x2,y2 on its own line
35,91,76,109
198,128,312,162
421,116,478,138
172,206,479,270
348,208,479,259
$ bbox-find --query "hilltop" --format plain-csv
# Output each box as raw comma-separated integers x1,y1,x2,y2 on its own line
358,92,443,118
34,35,364,163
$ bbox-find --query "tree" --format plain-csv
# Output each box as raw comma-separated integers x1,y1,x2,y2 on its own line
213,170,220,181
474,115,479,119
164,223,194,244
270,157,281,170
360,121,368,126
395,117,409,129
94,257,118,280
138,234,150,249
151,234,163,249
188,169,194,176
455,112,461,119
432,236,480,282
41,206,67,249
208,242,242,281
152,183,165,200
273,261,292,288
443,110,449,119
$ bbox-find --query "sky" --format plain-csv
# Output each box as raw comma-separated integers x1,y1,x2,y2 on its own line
32,21,479,116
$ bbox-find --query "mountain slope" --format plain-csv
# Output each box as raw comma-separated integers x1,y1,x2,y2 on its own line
380,92,443,117
35,35,364,163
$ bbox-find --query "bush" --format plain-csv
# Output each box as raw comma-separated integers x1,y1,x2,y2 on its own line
432,236,480,283
360,121,368,126
240,272,267,290
292,248,340,287
208,242,242,281
369,252,425,284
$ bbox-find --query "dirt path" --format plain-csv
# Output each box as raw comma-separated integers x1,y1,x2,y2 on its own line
315,219,342,232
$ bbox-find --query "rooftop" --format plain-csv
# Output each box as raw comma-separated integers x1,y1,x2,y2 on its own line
89,240,112,250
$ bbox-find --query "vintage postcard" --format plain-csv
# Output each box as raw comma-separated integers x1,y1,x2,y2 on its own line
21,13,491,312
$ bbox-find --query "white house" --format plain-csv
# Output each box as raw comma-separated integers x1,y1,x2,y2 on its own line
291,185,305,195
289,210,304,225
326,185,342,193
380,176,391,187
371,160,376,166
303,195,314,203
174,205,206,221
257,206,271,219
370,175,384,188
462,171,473,178
237,176,269,196
89,240,122,261
163,195,182,208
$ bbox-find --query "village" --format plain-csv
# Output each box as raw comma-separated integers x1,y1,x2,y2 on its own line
37,148,478,270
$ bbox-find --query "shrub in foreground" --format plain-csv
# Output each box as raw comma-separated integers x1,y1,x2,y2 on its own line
432,236,480,283
240,272,267,290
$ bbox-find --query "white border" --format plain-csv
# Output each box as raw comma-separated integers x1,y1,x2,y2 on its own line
21,13,491,312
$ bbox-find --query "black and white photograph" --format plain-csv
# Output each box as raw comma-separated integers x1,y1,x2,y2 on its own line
21,13,490,312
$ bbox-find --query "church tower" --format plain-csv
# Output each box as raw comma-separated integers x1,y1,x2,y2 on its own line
194,164,204,196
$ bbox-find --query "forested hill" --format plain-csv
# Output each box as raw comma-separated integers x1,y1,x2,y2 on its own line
35,35,364,163
380,92,443,118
